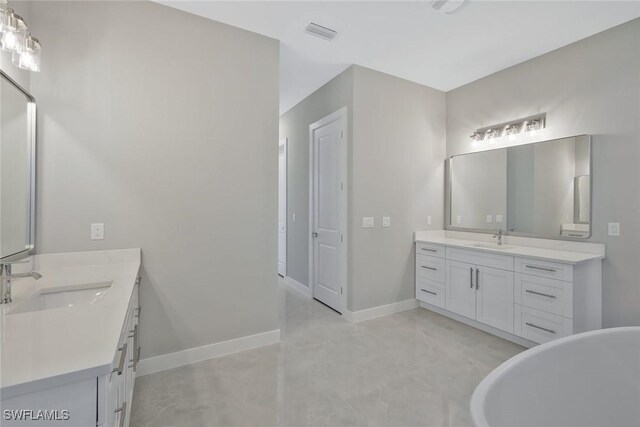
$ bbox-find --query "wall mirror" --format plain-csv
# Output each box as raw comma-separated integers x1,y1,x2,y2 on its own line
0,70,37,261
448,135,591,239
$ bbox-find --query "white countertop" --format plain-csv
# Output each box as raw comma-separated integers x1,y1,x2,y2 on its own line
1,249,140,399
415,231,604,265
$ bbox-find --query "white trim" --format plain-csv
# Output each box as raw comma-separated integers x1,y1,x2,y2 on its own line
308,106,348,314
343,299,419,323
284,276,312,298
136,329,281,376
418,301,536,348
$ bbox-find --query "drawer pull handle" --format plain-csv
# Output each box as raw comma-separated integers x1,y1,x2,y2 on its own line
525,322,556,334
421,266,437,271
115,401,127,427
420,288,437,296
113,343,127,375
421,248,437,252
525,290,556,299
476,268,479,290
525,265,557,273
135,306,141,318
470,267,473,289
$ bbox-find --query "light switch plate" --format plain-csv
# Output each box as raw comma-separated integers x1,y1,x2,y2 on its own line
362,217,374,228
456,215,462,225
91,223,104,240
382,217,391,227
486,215,493,223
293,213,296,222
496,214,504,223
427,216,432,226
608,222,620,237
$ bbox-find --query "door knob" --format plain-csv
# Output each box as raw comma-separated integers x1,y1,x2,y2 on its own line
312,232,318,238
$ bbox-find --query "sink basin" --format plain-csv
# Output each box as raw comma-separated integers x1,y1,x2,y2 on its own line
9,282,112,315
468,243,516,250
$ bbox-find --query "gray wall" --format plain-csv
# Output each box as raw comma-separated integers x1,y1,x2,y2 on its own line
350,66,445,311
280,65,446,312
447,19,640,327
28,1,280,358
279,67,354,287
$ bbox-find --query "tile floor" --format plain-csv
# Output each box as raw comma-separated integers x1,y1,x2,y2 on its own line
130,281,524,426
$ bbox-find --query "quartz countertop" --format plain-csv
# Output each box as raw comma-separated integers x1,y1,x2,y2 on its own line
1,249,140,399
414,231,604,265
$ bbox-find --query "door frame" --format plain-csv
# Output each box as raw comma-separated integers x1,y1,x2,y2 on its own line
278,137,288,277
308,107,348,314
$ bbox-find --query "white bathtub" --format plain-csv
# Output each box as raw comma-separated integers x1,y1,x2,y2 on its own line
471,327,640,427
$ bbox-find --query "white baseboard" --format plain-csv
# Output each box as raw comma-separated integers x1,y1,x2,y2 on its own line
137,329,281,376
343,298,419,323
284,276,312,298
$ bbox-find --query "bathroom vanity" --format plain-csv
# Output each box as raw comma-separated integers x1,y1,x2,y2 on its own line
0,249,141,427
414,231,604,347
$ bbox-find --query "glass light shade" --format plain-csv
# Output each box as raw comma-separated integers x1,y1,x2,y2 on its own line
12,35,40,71
1,11,26,52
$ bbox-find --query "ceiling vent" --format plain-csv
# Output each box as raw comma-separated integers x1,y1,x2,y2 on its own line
305,22,337,41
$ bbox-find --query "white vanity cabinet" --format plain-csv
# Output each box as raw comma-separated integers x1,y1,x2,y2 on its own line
415,237,603,347
2,274,141,427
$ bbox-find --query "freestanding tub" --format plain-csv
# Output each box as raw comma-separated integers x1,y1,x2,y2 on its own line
471,327,640,427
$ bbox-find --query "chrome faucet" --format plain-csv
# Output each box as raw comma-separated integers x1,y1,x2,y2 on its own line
1,262,42,304
493,229,504,246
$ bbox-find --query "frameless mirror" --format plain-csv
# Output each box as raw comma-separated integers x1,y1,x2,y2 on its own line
0,70,36,260
449,135,591,239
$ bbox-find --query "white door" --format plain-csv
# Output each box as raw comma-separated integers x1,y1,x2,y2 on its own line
476,266,514,333
278,138,287,277
446,260,476,319
311,117,342,312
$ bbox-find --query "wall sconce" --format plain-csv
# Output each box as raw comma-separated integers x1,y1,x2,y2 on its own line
469,114,546,142
0,0,41,72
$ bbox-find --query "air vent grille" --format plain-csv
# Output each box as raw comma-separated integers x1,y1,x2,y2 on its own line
305,22,337,41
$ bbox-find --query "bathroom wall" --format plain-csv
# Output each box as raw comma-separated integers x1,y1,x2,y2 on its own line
27,1,280,358
447,18,640,327
350,66,445,311
279,65,446,312
278,67,354,288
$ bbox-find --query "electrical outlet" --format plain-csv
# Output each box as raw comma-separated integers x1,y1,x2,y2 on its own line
608,222,620,237
293,213,296,222
382,217,391,227
456,215,462,225
496,214,504,223
362,217,374,228
91,223,104,240
486,215,493,223
427,216,432,226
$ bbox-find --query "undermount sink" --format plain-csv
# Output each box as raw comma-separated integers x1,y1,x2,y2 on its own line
468,243,516,250
9,282,112,315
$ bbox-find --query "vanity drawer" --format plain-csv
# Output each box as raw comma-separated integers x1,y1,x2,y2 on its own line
446,247,514,271
515,273,573,317
416,242,445,258
416,277,445,308
416,255,446,283
516,257,573,282
515,305,572,344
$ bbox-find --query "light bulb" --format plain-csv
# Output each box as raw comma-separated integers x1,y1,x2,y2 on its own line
1,11,26,53
12,35,40,71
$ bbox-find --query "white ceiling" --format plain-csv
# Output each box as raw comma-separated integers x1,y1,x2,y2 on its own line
160,1,640,114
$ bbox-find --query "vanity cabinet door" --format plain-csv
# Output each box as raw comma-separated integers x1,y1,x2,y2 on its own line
446,260,476,320
475,266,514,333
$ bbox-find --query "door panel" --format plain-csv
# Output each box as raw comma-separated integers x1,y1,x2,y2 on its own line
312,118,342,312
476,266,514,333
446,260,476,319
278,140,287,277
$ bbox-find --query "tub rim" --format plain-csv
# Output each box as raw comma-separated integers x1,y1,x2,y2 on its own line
470,326,640,427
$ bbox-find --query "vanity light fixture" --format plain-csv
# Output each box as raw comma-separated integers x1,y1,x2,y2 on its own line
0,0,41,72
469,114,546,142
